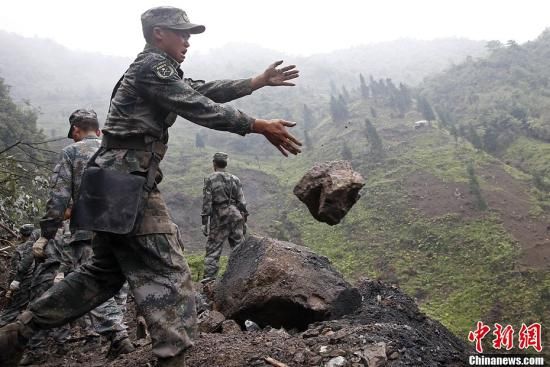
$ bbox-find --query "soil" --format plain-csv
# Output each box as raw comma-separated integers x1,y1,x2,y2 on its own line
10,278,468,367
405,163,550,270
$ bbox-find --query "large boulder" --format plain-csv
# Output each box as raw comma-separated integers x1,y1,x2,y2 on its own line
293,160,365,225
213,236,361,330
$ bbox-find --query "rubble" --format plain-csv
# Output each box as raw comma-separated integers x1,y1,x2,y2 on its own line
213,235,362,330
197,309,226,333
293,160,365,225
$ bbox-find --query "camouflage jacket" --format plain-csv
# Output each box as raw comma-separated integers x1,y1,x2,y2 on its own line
8,230,39,285
103,44,254,143
201,170,247,227
33,224,73,288
40,136,101,240
94,44,255,235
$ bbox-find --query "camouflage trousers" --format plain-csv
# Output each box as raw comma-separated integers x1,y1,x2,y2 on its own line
28,230,197,359
26,270,70,353
69,240,128,342
204,220,245,279
0,279,31,327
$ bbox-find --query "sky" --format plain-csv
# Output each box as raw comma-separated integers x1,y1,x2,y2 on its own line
0,0,549,57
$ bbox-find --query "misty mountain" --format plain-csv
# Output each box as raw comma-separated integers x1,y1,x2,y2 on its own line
0,31,485,137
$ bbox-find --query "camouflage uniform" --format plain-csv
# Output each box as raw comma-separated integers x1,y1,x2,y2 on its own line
202,153,248,279
38,110,130,347
22,227,72,363
0,229,39,327
24,7,257,360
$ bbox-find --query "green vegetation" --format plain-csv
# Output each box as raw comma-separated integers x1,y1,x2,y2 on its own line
0,31,547,348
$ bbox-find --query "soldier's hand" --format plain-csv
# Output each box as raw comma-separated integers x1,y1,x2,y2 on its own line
53,272,64,284
9,280,20,291
252,119,302,157
32,237,48,259
201,225,209,237
251,60,299,89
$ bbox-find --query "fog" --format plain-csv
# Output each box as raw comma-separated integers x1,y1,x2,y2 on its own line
1,0,549,57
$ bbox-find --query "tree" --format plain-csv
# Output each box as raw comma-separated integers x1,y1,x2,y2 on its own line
330,95,350,123
370,107,378,118
302,104,314,129
467,162,487,210
483,126,499,152
303,129,312,150
417,96,436,122
364,119,384,160
341,142,353,161
468,124,483,150
359,74,369,99
0,77,50,228
342,86,351,102
449,123,458,144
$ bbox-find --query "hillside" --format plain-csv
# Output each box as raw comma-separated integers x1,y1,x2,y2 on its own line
422,29,550,187
1,30,547,352
160,85,549,348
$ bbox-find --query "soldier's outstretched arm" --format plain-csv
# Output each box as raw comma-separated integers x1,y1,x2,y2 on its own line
137,59,302,156
184,78,253,103
185,60,299,103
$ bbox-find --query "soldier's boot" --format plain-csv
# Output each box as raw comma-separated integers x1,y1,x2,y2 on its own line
106,336,134,360
19,351,47,366
157,352,186,367
136,315,148,340
81,334,102,352
0,311,36,367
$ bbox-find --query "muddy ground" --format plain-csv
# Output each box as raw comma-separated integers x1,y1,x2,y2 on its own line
5,278,468,367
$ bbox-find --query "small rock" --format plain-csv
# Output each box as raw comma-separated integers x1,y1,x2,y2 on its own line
388,351,399,360
309,356,323,365
302,328,320,338
325,356,346,367
294,352,306,363
320,346,329,354
245,319,261,332
197,309,225,333
221,319,242,334
330,349,346,357
363,342,387,367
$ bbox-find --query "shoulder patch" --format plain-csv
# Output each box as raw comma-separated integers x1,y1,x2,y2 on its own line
153,60,176,79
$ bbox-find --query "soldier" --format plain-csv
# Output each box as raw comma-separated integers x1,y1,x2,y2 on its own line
37,109,134,358
20,224,73,365
201,152,248,281
0,6,301,367
0,225,38,327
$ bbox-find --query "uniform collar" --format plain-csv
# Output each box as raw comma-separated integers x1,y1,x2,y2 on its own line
143,44,180,68
83,135,100,140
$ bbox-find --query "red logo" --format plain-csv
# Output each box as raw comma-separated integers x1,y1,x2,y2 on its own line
468,322,543,353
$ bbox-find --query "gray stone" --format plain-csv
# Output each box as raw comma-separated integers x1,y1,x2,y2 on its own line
221,319,242,334
325,356,346,367
197,309,225,333
294,161,365,225
213,236,362,330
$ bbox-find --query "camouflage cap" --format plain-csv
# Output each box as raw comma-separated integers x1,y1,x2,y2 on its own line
19,224,34,237
67,108,98,138
141,6,205,38
213,152,228,162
